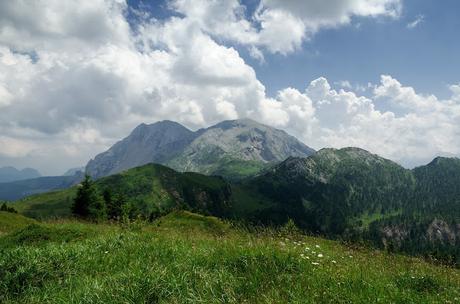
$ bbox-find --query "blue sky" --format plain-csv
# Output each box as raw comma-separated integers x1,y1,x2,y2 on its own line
251,0,460,99
128,0,460,99
0,0,459,174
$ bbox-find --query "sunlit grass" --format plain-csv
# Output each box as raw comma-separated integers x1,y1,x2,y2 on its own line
1,211,459,303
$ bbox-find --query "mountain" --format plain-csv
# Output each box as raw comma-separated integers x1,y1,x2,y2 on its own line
166,118,315,179
0,174,83,201
9,147,460,265
238,147,415,234
367,157,460,264
62,167,85,176
12,163,232,219
86,121,197,179
85,119,315,180
237,148,460,265
0,166,41,183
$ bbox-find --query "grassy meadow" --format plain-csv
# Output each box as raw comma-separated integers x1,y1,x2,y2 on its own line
1,210,459,303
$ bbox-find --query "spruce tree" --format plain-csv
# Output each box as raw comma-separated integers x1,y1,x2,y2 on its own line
72,175,106,220
104,189,125,220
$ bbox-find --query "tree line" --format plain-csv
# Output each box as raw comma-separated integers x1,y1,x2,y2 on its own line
71,175,147,222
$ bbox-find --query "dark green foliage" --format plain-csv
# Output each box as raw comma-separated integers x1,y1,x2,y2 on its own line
0,202,17,213
235,149,460,265
243,148,414,235
71,175,106,220
103,189,127,220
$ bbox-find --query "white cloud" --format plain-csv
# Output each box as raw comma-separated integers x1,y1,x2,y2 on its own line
1,0,459,175
168,0,402,55
0,136,37,158
253,0,402,53
262,75,460,167
407,14,424,29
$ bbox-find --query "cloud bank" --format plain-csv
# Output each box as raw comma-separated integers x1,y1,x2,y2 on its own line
0,0,458,174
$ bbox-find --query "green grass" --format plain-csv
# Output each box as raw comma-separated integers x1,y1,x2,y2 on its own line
11,188,75,219
1,211,459,303
0,211,37,235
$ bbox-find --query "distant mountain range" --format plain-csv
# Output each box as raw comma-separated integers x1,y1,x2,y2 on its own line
0,174,83,201
12,147,460,265
0,119,314,200
2,118,460,265
0,166,41,183
86,118,315,180
62,167,85,176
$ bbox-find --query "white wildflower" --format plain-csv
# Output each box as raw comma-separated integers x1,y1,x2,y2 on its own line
317,253,323,258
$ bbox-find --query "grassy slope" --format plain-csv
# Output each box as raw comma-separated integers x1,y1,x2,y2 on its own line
0,211,36,235
10,163,232,219
12,188,76,219
1,211,459,303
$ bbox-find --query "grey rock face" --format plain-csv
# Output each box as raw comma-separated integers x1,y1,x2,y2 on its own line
166,118,315,174
85,118,315,178
86,120,197,178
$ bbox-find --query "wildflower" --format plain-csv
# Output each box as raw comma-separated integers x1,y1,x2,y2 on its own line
305,247,310,251
312,262,320,265
104,251,109,254
317,253,323,258
331,260,337,264
315,245,320,248
349,255,353,258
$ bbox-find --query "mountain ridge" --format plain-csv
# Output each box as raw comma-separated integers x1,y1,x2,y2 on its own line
86,118,315,179
0,166,41,183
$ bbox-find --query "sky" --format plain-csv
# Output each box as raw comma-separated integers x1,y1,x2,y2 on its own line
0,0,460,175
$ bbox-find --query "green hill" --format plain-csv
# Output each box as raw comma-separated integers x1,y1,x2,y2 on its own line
0,211,459,303
8,150,460,266
241,148,415,233
239,148,460,265
0,211,36,235
12,163,232,220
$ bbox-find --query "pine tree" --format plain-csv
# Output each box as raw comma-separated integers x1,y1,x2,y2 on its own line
72,175,106,220
104,189,125,220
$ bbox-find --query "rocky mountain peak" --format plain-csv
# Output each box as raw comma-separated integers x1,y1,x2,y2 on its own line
85,119,315,179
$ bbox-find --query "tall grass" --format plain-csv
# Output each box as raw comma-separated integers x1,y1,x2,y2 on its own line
0,211,459,303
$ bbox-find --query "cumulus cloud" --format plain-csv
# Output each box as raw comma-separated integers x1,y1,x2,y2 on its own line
168,0,402,55
261,76,460,167
0,0,458,174
254,0,402,53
